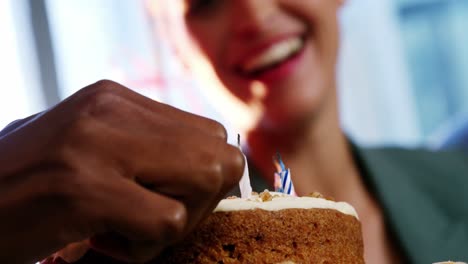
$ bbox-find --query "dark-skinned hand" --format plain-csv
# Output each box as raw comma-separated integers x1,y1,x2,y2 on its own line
0,80,244,264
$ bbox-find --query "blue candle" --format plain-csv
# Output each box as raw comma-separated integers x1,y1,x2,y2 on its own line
274,152,296,196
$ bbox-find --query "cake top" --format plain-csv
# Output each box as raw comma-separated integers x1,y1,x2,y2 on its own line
433,261,466,264
214,190,359,219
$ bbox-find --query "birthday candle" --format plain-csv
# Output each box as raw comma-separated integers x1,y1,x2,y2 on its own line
238,135,252,199
273,152,297,196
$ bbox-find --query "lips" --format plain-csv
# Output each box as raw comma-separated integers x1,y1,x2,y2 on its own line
234,35,306,78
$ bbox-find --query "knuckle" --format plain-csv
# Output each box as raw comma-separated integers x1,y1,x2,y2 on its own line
93,79,119,89
80,79,119,101
190,140,226,195
209,119,228,140
223,145,245,185
77,80,123,118
194,147,224,193
201,160,224,191
162,202,187,239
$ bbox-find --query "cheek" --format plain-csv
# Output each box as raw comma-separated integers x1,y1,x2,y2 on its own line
188,25,220,63
188,24,254,103
294,1,339,86
189,25,253,102
264,56,329,125
280,0,340,59
186,10,233,65
259,30,336,128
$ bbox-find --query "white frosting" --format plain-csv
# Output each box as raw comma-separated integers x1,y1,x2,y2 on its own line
214,192,359,219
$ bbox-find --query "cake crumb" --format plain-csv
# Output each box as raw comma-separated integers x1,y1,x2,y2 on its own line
259,190,273,202
305,192,335,201
306,192,324,199
252,191,259,196
226,196,238,200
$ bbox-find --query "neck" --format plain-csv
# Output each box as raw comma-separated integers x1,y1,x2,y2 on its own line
246,89,400,263
246,91,365,203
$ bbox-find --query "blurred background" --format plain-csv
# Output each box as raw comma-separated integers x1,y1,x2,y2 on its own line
1,0,468,150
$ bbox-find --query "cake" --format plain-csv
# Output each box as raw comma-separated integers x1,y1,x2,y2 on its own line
42,191,364,264
433,261,466,264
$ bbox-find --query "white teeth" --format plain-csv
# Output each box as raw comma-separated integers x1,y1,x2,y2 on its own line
242,37,303,74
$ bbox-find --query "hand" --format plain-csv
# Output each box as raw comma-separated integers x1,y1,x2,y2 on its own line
0,80,244,263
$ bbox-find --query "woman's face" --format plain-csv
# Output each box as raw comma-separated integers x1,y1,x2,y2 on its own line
185,0,342,128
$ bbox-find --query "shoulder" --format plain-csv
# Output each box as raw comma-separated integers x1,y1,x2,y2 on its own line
356,145,468,216
361,145,468,164
355,146,468,262
358,146,468,184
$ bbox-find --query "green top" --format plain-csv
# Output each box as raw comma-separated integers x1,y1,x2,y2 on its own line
247,146,468,264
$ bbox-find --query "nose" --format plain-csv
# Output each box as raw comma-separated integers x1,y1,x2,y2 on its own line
230,0,274,38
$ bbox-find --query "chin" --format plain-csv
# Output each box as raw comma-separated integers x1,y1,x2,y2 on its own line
266,82,326,122
260,102,320,133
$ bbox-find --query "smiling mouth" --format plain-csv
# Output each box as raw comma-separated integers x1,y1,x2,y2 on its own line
237,35,306,78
